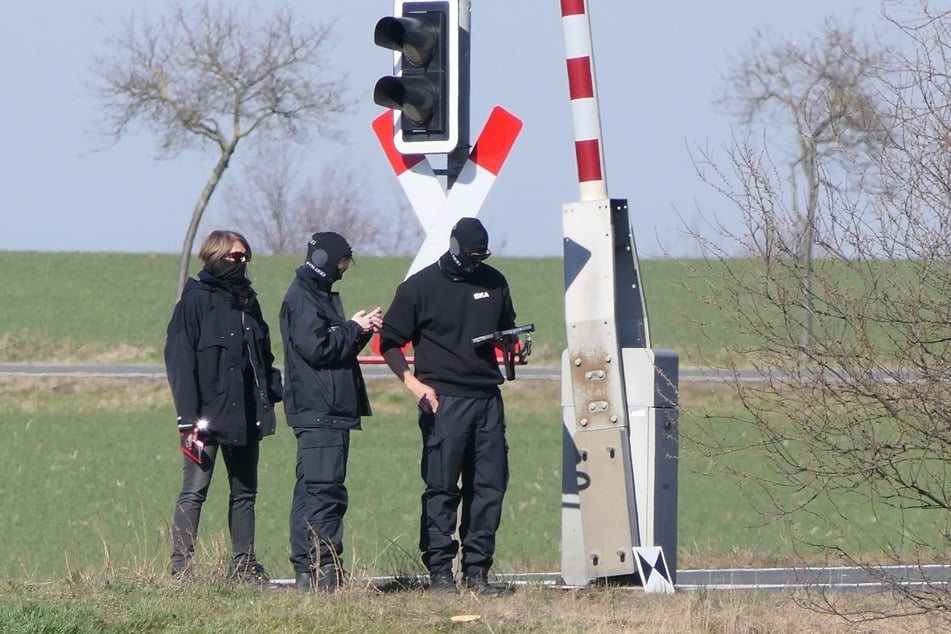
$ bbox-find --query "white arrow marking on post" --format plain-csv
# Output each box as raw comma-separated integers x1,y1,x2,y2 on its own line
374,106,523,279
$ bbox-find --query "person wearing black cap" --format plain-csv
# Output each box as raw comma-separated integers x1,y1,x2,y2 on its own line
164,229,283,583
279,231,382,593
380,217,518,596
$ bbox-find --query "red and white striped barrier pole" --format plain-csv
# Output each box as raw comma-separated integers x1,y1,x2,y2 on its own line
560,0,608,202
558,4,677,593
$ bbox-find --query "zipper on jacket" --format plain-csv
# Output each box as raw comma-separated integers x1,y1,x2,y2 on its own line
242,312,270,433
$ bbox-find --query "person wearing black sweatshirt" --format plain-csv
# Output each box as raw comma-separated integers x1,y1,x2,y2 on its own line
380,217,517,596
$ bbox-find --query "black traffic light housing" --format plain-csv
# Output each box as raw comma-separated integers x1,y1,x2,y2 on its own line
374,1,459,154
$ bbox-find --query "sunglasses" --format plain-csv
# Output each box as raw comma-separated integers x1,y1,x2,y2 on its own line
225,251,251,263
469,251,491,262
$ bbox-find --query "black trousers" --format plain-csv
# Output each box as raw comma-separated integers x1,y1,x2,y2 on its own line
418,393,509,574
170,440,260,573
288,427,350,573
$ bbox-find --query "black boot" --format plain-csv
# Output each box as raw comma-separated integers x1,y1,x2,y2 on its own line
428,570,457,595
295,571,313,595
315,563,345,593
230,559,269,586
461,567,512,597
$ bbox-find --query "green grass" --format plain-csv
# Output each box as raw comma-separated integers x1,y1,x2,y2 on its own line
6,579,932,633
1,252,945,582
1,252,946,629
0,378,567,582
0,251,720,366
3,376,940,584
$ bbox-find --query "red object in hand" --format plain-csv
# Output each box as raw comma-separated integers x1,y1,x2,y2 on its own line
180,429,205,465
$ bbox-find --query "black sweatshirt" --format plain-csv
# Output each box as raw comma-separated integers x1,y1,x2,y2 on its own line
380,261,517,397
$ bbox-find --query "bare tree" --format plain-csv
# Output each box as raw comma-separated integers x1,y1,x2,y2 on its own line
89,1,350,299
688,7,950,624
220,141,303,256
221,141,423,257
714,19,891,352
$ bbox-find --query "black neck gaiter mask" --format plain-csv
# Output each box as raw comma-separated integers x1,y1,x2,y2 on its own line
204,258,247,284
200,259,253,309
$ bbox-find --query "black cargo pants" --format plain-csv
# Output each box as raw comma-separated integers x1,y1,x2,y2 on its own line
289,427,350,573
418,393,509,574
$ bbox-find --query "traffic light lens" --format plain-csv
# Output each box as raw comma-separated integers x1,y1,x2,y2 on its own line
373,1,458,153
374,76,437,128
401,19,437,67
373,17,437,67
400,77,436,126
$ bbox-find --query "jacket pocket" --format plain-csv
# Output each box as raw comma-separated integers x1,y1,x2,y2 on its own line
298,429,348,484
195,333,228,406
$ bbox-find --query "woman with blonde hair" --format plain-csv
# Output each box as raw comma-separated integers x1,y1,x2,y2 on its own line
164,229,282,582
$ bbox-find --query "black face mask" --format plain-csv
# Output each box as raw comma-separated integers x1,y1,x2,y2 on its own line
204,258,247,284
438,251,473,281
445,218,490,276
452,249,484,274
304,232,352,285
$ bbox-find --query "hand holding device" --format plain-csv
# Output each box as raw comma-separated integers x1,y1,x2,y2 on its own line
472,324,535,380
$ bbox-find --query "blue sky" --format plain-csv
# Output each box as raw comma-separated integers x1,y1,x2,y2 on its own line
0,1,873,258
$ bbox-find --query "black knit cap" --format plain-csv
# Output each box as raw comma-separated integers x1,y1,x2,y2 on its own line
304,232,352,282
450,217,490,258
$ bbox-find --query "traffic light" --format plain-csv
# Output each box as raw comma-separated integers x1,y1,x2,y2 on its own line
374,1,459,154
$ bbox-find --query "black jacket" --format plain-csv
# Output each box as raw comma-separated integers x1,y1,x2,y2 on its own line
164,276,282,446
280,268,373,430
380,260,517,397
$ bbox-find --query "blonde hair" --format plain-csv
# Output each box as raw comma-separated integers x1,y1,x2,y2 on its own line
198,230,252,264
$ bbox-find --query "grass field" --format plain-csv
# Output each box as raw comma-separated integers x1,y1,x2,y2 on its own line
2,375,936,584
1,251,945,631
0,251,734,367
1,377,559,581
3,376,945,631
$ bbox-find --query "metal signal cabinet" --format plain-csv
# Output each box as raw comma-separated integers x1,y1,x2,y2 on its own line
559,198,678,590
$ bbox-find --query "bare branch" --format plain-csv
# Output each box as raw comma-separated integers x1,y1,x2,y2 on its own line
688,6,951,621
222,142,423,257
87,1,351,299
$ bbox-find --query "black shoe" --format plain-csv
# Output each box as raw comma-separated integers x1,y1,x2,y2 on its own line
315,563,345,593
169,560,192,579
461,567,512,597
428,570,457,595
295,571,313,595
230,560,269,585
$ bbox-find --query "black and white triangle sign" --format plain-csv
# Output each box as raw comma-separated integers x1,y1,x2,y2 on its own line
634,546,675,594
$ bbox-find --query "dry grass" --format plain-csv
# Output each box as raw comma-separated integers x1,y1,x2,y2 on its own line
2,578,943,633
0,375,169,414
0,374,560,413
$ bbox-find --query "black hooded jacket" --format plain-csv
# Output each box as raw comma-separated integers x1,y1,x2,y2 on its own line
280,267,373,430
164,276,281,446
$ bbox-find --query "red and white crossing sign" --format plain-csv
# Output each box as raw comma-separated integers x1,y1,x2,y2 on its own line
373,105,523,277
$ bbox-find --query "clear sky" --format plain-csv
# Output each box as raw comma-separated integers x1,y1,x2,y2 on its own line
0,1,874,258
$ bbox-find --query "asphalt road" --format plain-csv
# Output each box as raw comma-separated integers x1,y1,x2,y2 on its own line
267,564,951,593
0,363,750,382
